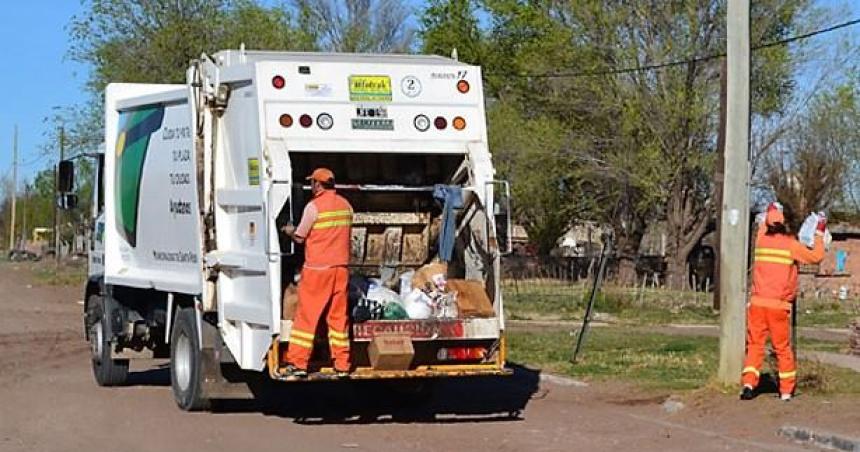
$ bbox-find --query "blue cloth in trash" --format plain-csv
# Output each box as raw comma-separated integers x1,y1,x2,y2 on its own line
433,184,463,262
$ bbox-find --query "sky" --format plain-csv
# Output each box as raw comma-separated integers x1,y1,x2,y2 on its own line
0,0,857,186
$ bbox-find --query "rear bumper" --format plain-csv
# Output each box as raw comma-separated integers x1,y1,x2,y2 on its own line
270,364,512,382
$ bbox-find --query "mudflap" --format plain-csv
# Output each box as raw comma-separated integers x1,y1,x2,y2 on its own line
199,314,255,400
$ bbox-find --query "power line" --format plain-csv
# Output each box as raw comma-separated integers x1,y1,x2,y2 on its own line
485,17,860,79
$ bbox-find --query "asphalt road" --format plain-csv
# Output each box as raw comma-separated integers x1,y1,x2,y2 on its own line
0,263,826,451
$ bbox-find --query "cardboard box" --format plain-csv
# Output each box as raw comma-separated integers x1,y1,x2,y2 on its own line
447,279,495,318
282,284,299,320
368,333,415,370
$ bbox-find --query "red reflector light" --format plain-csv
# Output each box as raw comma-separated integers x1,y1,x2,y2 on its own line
434,116,447,130
452,116,466,130
279,114,293,128
457,80,470,93
272,75,285,89
299,114,313,128
437,347,486,361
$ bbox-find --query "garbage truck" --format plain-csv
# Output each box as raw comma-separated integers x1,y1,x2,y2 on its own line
65,49,512,411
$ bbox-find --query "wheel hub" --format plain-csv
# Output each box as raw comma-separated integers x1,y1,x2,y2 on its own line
89,321,103,361
174,334,192,392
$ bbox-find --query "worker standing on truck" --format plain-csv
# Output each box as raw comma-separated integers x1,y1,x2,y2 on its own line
281,168,353,378
740,202,826,401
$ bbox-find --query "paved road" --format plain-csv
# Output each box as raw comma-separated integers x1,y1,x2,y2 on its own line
0,263,829,452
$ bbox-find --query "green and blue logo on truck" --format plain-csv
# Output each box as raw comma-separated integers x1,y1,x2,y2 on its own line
115,106,165,247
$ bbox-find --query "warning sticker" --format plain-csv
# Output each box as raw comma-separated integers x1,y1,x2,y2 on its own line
349,75,392,102
247,158,260,186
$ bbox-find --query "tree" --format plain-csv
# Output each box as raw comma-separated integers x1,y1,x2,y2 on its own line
292,0,415,53
420,0,484,63
762,83,859,229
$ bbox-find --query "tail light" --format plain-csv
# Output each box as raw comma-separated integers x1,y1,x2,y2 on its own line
299,114,313,128
457,80,470,93
434,116,447,130
414,115,431,132
437,347,486,361
452,116,467,130
272,75,285,89
279,114,293,128
316,113,334,130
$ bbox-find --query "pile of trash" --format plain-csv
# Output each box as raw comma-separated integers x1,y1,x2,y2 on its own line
349,262,493,323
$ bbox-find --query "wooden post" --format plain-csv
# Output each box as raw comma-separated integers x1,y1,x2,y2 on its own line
9,125,17,250
718,0,751,385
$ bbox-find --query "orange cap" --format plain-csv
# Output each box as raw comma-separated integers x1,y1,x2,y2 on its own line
306,167,335,183
765,208,785,226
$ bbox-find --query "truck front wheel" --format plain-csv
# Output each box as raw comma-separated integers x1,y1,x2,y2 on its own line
170,307,210,411
87,295,129,386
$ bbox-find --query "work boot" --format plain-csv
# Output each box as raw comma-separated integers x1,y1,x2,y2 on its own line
780,393,792,402
335,368,351,379
740,386,755,400
284,364,307,379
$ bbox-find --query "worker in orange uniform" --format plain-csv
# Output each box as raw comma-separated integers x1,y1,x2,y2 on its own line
281,168,353,379
740,202,826,401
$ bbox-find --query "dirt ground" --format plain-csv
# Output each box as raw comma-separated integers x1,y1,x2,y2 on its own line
1,262,858,452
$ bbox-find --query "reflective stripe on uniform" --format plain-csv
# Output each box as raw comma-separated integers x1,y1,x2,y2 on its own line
755,248,791,257
754,255,794,265
328,337,350,348
779,370,797,379
328,330,350,348
743,366,760,377
313,219,352,230
317,209,352,219
754,247,793,265
289,337,314,349
328,330,349,339
291,329,316,341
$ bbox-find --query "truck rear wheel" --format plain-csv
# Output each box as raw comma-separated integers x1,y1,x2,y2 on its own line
170,307,210,411
87,295,129,386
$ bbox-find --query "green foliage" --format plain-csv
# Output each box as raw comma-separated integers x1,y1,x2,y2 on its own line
419,0,484,63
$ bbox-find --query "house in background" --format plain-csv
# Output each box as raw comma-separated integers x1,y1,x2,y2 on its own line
799,222,860,300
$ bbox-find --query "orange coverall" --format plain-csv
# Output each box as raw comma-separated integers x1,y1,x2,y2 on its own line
285,189,353,371
742,227,824,395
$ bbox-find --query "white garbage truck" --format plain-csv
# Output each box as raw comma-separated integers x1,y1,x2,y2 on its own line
65,50,512,411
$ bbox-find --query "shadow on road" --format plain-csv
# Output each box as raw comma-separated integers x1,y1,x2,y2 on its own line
120,362,541,423
234,364,540,424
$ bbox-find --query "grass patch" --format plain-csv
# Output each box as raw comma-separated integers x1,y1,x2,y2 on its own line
503,281,717,325
503,279,855,328
508,328,860,394
796,300,859,328
508,329,716,391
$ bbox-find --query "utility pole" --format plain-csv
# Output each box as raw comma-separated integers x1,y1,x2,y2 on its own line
54,127,64,263
718,0,751,385
713,59,728,310
9,125,17,251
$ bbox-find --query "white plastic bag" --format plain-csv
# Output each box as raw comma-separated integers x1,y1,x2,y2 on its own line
797,213,819,249
402,288,432,319
399,270,415,298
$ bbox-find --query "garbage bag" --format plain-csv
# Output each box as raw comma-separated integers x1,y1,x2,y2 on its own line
399,270,415,298
798,213,819,248
403,288,432,319
383,301,409,320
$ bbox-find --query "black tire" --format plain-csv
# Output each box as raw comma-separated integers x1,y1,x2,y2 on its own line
86,294,129,386
170,307,210,411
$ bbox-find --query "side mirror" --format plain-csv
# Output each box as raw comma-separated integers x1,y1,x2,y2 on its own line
58,160,74,193
58,193,78,210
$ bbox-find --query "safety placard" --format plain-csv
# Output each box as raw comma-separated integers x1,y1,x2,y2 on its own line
349,75,392,102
